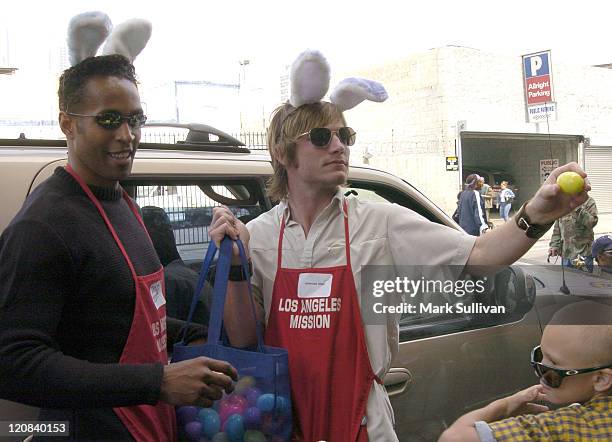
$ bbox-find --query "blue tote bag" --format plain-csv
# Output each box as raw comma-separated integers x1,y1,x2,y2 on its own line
173,237,292,442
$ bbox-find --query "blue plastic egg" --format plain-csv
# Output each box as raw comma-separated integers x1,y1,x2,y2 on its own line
256,393,275,413
223,414,245,442
198,408,221,439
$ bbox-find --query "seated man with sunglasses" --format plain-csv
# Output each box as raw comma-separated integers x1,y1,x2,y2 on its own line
439,300,612,442
0,54,238,440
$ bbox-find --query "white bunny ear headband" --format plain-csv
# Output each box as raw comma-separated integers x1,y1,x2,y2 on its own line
67,11,152,66
289,49,388,112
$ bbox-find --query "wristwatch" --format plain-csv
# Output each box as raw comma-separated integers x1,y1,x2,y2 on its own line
228,259,253,281
514,201,554,239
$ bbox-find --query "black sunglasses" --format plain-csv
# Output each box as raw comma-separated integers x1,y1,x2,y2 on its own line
530,345,612,388
66,110,147,130
296,127,356,148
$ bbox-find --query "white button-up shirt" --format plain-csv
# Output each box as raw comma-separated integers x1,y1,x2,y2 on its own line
247,190,475,440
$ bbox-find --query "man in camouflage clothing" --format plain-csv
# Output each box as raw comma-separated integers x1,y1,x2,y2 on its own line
548,196,598,272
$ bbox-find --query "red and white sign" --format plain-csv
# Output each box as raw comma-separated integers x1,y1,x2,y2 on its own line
526,77,552,104
523,51,557,122
523,51,554,105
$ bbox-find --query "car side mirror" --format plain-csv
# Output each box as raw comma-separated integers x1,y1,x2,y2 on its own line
492,266,536,317
465,266,536,326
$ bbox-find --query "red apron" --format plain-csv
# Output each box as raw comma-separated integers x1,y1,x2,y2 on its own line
65,165,177,442
265,200,379,442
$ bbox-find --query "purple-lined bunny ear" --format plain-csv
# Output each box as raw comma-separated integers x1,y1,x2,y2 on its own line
289,50,331,108
102,19,152,63
330,77,388,111
67,11,113,66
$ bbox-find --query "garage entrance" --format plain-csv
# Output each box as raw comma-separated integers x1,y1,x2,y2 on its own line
459,131,584,218
585,146,612,213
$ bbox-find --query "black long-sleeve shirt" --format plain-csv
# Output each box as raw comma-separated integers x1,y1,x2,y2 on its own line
0,167,204,440
457,189,488,236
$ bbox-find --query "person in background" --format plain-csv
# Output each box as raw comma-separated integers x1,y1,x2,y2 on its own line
479,177,494,226
142,205,211,325
591,234,612,276
458,174,489,236
498,181,515,222
548,196,598,273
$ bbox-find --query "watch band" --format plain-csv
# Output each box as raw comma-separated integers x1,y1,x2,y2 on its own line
228,259,253,281
514,200,554,239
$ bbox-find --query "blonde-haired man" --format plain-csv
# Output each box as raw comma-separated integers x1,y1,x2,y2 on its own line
212,98,591,440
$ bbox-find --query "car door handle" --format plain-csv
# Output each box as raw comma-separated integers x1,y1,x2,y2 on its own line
384,368,413,397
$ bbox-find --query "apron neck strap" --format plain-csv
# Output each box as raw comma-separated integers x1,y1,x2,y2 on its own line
64,164,142,281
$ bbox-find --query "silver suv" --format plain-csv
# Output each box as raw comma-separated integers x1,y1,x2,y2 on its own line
0,124,555,441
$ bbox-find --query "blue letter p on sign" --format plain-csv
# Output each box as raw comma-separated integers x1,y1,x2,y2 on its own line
524,52,550,78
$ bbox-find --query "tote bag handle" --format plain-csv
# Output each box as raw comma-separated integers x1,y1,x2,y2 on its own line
180,237,264,351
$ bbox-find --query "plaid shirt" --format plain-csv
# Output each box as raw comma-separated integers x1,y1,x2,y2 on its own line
477,395,611,441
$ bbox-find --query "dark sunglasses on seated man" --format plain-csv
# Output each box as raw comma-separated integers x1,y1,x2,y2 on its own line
66,110,147,130
296,127,356,148
530,345,612,388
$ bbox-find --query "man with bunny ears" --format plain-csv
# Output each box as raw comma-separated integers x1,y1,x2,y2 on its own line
212,49,593,441
0,12,236,441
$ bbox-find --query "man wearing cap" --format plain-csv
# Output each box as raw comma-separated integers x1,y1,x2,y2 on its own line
592,235,612,276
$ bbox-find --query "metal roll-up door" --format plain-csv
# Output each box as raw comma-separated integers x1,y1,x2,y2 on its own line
585,146,612,213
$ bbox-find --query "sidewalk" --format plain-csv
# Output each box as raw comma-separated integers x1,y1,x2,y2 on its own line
490,212,612,242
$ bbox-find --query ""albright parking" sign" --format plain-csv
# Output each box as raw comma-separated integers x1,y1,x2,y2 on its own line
522,50,557,123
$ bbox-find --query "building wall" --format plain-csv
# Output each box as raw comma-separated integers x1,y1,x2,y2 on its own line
440,46,612,144
343,48,456,212
344,46,612,213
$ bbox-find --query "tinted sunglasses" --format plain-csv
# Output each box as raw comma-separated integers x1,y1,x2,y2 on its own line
530,345,612,388
66,111,147,130
296,127,356,148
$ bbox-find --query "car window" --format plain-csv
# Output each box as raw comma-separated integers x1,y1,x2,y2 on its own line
344,180,446,225
123,178,269,266
398,274,490,340
398,266,535,342
343,181,533,342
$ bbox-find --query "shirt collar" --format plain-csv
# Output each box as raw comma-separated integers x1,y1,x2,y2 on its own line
277,188,346,226
585,394,612,411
